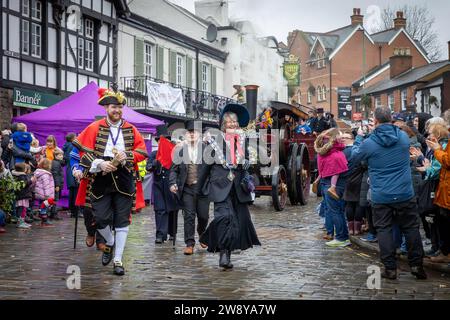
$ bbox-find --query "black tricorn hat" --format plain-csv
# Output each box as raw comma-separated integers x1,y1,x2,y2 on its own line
317,107,324,114
186,120,202,132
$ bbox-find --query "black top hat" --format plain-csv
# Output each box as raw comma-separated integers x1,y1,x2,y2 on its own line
219,103,250,128
317,108,324,114
155,125,170,140
186,120,202,132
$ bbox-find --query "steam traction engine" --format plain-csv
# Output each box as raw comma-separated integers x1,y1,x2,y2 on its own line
244,86,314,211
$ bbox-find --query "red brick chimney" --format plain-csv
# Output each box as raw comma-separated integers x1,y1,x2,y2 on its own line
390,48,412,78
351,8,363,26
394,11,406,30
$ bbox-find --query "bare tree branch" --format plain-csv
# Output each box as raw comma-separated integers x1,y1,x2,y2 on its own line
370,4,442,61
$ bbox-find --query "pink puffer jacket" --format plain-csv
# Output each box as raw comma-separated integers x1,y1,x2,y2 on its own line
34,169,55,200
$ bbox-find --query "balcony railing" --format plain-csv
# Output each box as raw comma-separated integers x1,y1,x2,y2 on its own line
120,76,237,122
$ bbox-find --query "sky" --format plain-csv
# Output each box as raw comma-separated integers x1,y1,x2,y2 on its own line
170,0,450,60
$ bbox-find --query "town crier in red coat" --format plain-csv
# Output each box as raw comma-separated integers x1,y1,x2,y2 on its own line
73,88,148,276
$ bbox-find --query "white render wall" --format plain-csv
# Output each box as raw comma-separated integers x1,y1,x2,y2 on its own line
118,23,225,95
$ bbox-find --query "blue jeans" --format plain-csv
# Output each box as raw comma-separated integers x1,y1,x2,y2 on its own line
321,181,349,241
0,209,6,226
320,199,334,236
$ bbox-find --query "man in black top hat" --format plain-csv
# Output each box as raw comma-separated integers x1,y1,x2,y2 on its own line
169,120,210,255
315,108,330,134
147,125,179,244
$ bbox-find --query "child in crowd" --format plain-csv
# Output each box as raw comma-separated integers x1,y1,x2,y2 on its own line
30,138,44,165
50,149,65,220
12,162,34,229
295,118,312,135
33,159,55,226
314,128,348,200
11,123,33,164
43,135,59,161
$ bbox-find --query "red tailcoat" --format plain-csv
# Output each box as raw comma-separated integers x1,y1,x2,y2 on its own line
73,118,148,212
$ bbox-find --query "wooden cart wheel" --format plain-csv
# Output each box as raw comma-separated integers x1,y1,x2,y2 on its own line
287,143,299,205
271,165,288,211
297,143,311,206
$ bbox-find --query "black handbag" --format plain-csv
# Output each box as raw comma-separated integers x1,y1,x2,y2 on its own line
417,179,438,215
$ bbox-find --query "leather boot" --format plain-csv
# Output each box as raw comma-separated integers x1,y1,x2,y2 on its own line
226,250,233,269
219,250,233,269
354,221,362,235
347,221,354,236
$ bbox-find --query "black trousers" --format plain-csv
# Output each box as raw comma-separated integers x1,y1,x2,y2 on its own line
82,207,105,244
372,199,424,270
437,208,450,255
155,210,178,241
345,201,363,222
91,192,132,229
363,206,377,235
182,185,209,246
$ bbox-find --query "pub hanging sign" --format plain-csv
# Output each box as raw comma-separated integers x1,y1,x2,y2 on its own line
283,55,300,87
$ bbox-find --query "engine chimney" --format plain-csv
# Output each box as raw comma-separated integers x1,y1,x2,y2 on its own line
351,8,363,26
245,85,259,120
394,11,406,30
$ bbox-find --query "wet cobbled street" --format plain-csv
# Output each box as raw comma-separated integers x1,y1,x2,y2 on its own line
1,196,450,300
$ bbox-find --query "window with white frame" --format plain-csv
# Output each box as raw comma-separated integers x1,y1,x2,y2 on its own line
78,18,95,71
77,38,84,68
322,85,327,101
317,86,322,101
401,89,407,110
307,90,312,104
144,43,154,77
202,63,209,91
424,92,430,113
21,0,43,58
388,93,394,110
176,54,185,86
375,96,381,108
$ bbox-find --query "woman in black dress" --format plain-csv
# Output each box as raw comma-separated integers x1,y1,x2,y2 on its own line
199,103,261,269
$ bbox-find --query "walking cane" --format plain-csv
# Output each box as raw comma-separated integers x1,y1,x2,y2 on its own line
74,210,78,249
172,210,176,247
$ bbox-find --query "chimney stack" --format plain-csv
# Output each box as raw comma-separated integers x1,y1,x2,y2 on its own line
390,48,412,79
394,11,406,30
351,8,363,26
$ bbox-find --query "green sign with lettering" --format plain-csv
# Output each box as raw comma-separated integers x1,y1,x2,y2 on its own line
283,55,300,87
13,88,62,109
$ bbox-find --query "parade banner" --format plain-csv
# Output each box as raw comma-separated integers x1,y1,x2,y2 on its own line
146,80,186,114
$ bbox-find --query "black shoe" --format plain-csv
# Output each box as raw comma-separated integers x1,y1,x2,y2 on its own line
113,262,125,276
155,238,163,244
411,265,427,280
381,269,397,280
102,245,114,266
219,250,233,269
50,214,62,221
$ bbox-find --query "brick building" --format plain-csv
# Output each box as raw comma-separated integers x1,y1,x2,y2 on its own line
286,8,431,119
353,44,450,117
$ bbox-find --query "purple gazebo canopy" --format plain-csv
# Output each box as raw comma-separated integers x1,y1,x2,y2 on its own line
13,82,163,147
